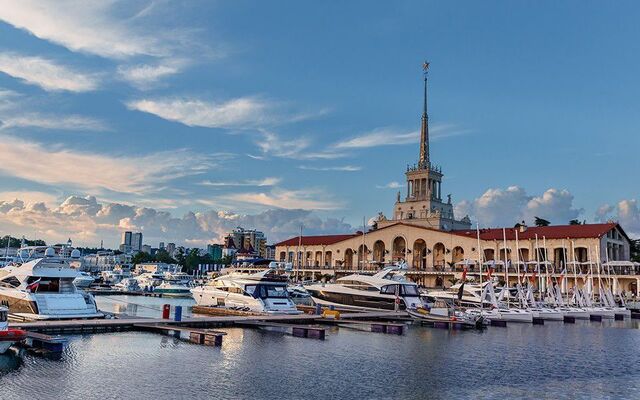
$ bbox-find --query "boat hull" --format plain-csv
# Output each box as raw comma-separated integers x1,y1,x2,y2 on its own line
191,287,300,315
530,309,564,321
494,309,534,322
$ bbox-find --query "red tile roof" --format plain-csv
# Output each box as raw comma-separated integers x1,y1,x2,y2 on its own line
452,223,620,241
275,234,358,247
274,222,626,247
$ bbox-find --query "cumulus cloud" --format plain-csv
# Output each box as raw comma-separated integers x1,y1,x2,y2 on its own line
0,52,99,92
595,199,640,237
0,195,354,247
454,186,583,227
0,134,213,194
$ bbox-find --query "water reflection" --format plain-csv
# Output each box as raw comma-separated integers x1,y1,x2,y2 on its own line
2,296,640,399
0,350,22,375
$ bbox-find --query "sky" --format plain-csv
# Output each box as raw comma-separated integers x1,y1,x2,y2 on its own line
0,0,638,248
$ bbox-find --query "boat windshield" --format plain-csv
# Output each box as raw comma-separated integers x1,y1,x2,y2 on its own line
246,284,289,299
380,284,420,297
0,309,6,322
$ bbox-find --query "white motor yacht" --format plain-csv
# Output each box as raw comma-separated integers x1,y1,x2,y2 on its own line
113,278,141,292
0,251,103,320
73,272,95,289
304,267,425,311
191,269,301,314
135,273,164,289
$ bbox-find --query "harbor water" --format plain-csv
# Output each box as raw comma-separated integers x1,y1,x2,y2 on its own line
1,296,640,399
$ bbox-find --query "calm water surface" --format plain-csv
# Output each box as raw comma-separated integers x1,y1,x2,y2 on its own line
1,295,639,400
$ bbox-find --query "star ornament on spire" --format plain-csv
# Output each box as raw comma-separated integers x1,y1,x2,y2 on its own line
423,61,430,71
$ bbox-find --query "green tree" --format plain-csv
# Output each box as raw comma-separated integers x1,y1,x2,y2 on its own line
174,247,186,266
0,236,47,248
569,219,582,225
534,217,551,227
154,249,177,264
132,252,155,265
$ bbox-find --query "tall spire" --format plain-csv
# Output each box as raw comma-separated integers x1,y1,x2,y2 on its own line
418,61,430,169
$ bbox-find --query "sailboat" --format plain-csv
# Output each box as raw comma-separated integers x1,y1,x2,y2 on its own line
581,246,615,319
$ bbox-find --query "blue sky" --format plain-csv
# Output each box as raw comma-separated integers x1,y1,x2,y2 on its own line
0,1,638,247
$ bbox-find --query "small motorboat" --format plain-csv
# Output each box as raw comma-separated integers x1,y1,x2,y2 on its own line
408,300,485,330
0,306,26,354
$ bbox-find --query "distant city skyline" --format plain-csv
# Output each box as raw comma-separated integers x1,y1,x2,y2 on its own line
0,1,638,247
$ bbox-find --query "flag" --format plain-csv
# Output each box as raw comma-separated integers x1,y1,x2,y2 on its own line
26,278,41,292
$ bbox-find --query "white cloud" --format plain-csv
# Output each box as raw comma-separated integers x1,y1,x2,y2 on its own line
199,177,282,187
256,131,345,160
376,181,403,189
595,199,640,237
222,189,341,210
454,186,582,227
0,194,354,247
0,1,175,59
0,53,99,92
0,134,213,194
298,165,361,172
335,128,418,149
126,96,270,129
117,61,184,88
334,124,469,149
0,113,108,131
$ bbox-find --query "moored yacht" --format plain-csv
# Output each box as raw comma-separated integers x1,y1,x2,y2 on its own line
304,266,425,311
191,268,301,314
0,306,26,354
73,272,95,289
0,251,103,320
113,278,141,292
154,281,192,297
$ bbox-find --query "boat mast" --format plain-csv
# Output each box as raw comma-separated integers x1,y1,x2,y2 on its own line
515,228,524,308
502,228,509,308
543,236,550,304
476,222,482,309
361,216,366,272
589,245,596,304
296,225,302,282
561,239,568,304
570,239,578,306
535,234,541,303
596,244,603,305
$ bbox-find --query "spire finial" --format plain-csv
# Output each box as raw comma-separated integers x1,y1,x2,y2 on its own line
419,61,430,168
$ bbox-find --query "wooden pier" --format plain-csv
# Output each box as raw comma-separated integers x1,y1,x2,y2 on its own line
8,309,409,349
